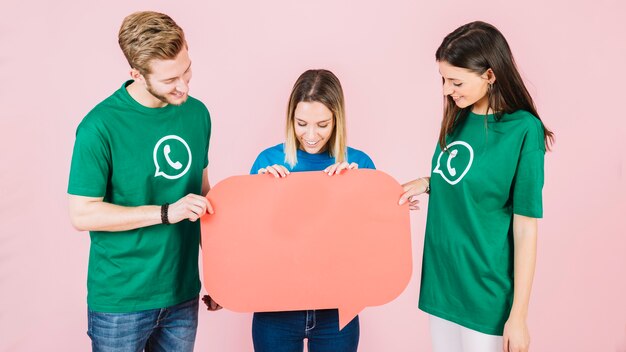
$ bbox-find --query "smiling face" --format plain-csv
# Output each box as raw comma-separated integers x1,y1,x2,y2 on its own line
293,101,334,154
438,60,494,114
142,47,192,106
129,46,192,107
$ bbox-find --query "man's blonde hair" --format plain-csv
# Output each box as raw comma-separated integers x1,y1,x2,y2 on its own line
118,11,186,76
284,69,347,167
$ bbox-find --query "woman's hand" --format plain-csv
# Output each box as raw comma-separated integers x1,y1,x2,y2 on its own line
503,214,537,352
503,316,530,352
324,161,358,176
257,164,290,178
398,177,429,210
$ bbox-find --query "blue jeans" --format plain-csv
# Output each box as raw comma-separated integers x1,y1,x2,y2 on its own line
252,309,359,352
87,297,199,352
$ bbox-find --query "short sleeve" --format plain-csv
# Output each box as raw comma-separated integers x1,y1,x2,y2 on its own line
68,127,111,197
512,121,545,218
250,153,266,175
361,155,376,170
348,149,376,170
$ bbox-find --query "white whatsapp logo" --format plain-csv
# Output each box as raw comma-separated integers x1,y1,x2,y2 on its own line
433,141,474,185
153,135,192,180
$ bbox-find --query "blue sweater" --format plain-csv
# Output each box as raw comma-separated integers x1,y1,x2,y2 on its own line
250,143,375,174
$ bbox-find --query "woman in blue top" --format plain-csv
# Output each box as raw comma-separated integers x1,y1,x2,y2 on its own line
250,69,374,352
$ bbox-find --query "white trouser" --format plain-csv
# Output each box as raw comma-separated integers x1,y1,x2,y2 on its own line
429,315,503,352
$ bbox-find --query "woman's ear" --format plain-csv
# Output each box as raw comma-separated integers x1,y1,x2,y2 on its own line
483,68,496,84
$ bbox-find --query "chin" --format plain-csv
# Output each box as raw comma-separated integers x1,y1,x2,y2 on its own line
300,144,325,154
168,96,188,106
304,147,320,154
454,101,469,108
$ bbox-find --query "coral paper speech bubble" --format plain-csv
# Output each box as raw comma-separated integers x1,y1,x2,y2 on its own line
200,169,412,329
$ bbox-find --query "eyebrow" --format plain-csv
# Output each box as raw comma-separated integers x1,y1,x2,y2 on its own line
439,71,461,81
160,61,192,82
295,118,332,124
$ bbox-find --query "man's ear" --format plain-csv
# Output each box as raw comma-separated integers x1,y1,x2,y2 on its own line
129,68,145,83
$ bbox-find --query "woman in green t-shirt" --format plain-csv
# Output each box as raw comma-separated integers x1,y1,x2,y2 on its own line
399,21,554,352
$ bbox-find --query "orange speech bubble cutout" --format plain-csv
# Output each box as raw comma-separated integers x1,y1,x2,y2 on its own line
201,169,412,329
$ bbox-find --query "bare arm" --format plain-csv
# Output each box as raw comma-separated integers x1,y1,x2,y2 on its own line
199,167,212,247
201,167,211,196
68,196,161,232
503,214,538,352
198,167,222,311
69,166,213,232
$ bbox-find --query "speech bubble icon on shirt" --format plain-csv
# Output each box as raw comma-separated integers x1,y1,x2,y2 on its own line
433,141,474,185
200,169,412,330
153,135,192,180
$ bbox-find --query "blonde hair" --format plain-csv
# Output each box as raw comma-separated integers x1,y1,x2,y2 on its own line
118,11,186,76
284,69,347,167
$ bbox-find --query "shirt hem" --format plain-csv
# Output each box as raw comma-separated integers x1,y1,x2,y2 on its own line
67,188,106,198
419,303,504,336
88,291,200,313
513,207,543,218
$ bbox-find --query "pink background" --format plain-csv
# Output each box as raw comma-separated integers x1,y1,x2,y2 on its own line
1,0,624,351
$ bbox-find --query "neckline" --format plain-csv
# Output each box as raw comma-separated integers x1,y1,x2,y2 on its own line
120,80,176,115
294,146,334,161
468,110,497,122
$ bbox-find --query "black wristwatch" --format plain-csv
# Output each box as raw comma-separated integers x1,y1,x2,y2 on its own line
161,203,170,225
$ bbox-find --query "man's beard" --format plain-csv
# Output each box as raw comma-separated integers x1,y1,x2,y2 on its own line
146,80,187,106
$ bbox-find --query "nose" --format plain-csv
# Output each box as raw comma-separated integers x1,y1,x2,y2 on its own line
175,79,189,94
442,81,454,96
305,127,316,139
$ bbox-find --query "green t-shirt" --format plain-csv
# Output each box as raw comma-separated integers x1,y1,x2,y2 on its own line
419,110,545,335
68,81,211,312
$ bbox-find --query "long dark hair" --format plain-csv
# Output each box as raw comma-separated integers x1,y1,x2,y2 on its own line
436,21,554,150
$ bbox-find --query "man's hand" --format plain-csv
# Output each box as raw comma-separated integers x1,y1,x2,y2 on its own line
202,295,222,311
168,194,214,223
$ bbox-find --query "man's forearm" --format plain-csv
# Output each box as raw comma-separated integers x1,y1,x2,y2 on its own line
69,196,162,232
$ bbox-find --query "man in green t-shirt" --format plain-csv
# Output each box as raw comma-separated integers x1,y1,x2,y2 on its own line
68,11,219,351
